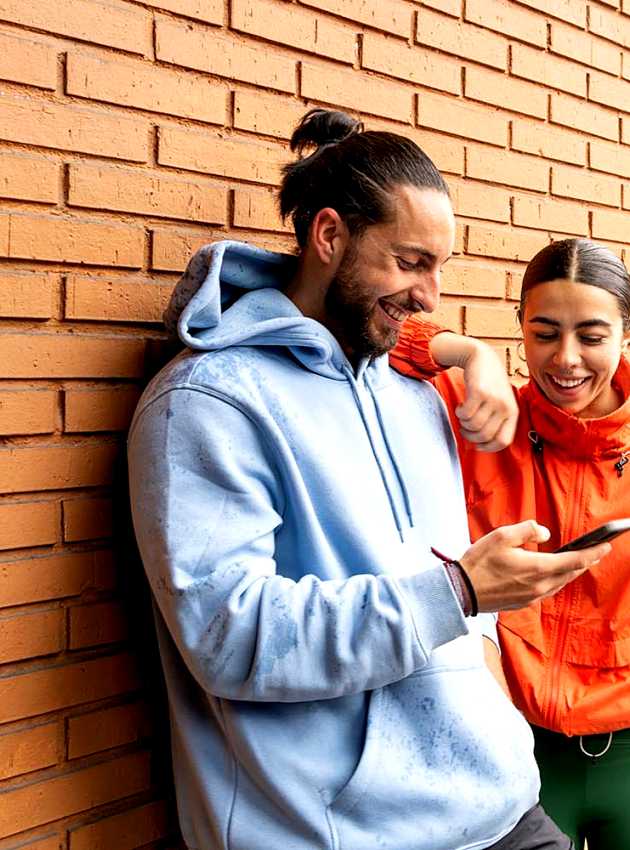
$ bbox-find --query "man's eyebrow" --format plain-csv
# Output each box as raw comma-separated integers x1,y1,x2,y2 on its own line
528,316,613,329
392,244,438,262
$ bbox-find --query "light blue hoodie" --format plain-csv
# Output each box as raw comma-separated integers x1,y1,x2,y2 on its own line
128,240,539,850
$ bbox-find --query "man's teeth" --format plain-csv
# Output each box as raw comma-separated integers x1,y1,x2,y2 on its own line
381,301,408,322
550,376,588,388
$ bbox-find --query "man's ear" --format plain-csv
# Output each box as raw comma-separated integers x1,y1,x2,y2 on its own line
310,207,349,266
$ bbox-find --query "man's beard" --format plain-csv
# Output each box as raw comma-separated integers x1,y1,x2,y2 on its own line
324,245,397,362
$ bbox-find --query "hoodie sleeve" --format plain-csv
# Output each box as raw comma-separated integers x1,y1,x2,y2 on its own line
128,386,467,703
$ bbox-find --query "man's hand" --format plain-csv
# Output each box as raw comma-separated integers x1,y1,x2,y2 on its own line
430,333,517,452
459,520,611,612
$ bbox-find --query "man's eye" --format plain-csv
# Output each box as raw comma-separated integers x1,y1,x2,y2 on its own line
395,257,417,271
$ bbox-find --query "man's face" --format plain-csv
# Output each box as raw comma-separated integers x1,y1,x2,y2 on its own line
323,185,455,362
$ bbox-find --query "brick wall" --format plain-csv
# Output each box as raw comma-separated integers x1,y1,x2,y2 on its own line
1,0,629,847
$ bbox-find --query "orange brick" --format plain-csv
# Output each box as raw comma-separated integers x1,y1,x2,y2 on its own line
64,388,141,433
302,61,412,121
429,300,463,333
589,4,630,48
0,608,64,664
155,17,295,92
551,163,621,206
421,0,460,15
450,178,510,223
416,9,507,70
69,600,128,649
589,70,630,114
0,92,149,162
465,303,520,338
465,0,546,47
69,800,168,850
593,208,630,242
68,701,149,759
298,0,411,37
3,837,63,850
9,213,144,268
68,163,227,225
550,21,620,75
0,152,57,204
550,93,618,141
65,275,170,324
0,0,151,55
512,195,589,235
233,90,307,140
517,0,586,26
231,0,356,64
402,128,465,176
465,66,547,118
417,92,508,147
66,52,226,124
467,225,549,261
0,31,56,90
141,0,222,23
0,334,145,379
151,227,220,272
0,752,150,839
511,119,587,166
0,390,56,436
0,652,139,724
0,273,55,319
63,497,113,542
590,139,630,177
0,501,59,552
0,443,119,495
441,260,506,298
0,722,58,781
511,44,587,98
233,188,289,233
158,125,286,185
467,145,549,192
506,269,525,301
362,32,461,95
0,550,113,608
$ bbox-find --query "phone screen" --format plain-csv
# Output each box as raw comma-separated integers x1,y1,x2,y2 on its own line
555,518,630,553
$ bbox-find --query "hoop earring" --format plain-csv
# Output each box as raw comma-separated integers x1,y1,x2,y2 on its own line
514,340,530,379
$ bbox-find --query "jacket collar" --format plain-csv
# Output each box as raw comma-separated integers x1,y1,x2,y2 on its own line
522,356,630,460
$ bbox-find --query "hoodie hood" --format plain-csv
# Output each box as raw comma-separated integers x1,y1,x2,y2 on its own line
163,240,351,379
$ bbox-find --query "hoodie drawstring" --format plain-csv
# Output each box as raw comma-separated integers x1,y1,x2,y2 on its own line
342,366,410,541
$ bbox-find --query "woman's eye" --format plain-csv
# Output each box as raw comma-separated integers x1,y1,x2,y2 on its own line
581,336,605,345
534,333,557,341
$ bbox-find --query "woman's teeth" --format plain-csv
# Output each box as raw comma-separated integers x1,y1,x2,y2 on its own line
549,375,588,388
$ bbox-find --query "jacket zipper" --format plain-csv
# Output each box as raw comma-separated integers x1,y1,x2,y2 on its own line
543,457,586,730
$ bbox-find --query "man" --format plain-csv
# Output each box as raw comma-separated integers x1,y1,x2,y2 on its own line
128,110,607,850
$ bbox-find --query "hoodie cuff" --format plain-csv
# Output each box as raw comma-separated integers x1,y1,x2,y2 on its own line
398,566,468,656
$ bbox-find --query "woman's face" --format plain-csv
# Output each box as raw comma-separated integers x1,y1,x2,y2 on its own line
522,279,630,418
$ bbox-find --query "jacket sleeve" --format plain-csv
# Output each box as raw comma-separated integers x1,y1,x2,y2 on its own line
128,386,467,703
389,316,451,381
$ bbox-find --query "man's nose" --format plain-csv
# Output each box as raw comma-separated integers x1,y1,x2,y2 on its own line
412,270,440,314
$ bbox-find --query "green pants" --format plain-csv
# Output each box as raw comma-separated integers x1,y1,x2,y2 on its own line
533,725,630,850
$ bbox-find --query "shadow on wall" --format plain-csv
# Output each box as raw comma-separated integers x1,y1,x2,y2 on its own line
112,336,187,850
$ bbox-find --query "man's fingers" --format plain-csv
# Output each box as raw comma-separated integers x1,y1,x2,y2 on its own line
493,519,551,547
539,542,611,576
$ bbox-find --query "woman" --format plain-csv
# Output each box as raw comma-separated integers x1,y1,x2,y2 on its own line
390,238,630,850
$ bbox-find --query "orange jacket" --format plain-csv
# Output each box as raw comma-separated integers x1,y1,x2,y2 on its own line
391,318,630,736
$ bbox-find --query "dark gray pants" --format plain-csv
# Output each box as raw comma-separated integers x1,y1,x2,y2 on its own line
487,804,574,850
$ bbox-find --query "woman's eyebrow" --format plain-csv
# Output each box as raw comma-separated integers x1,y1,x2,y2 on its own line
528,316,612,329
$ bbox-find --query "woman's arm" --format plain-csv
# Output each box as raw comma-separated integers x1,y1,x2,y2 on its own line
391,317,518,453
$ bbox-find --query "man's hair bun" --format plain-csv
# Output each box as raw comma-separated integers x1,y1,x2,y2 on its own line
289,108,363,156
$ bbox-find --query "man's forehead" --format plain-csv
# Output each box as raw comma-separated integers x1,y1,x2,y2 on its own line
385,185,454,254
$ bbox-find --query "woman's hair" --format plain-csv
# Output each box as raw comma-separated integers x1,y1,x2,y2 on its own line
279,108,449,247
519,238,630,331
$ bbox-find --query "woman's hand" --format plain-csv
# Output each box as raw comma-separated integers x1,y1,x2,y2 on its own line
430,332,518,452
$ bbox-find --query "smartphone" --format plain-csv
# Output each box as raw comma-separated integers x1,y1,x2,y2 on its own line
555,518,630,553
